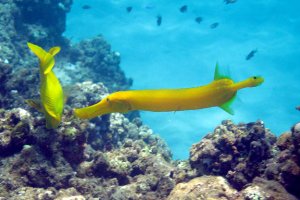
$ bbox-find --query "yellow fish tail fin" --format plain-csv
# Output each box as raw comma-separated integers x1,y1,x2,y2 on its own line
49,46,61,56
27,42,56,75
219,93,236,115
74,105,100,119
74,100,111,119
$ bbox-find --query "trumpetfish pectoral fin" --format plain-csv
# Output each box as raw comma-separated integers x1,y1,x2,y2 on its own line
27,42,55,75
219,94,236,115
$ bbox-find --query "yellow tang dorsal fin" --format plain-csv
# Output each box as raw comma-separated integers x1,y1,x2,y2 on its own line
27,42,55,75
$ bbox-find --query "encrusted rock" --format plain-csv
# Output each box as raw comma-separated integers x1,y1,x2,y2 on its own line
263,122,300,198
67,36,132,91
0,108,33,156
190,120,276,189
237,177,298,200
167,176,237,200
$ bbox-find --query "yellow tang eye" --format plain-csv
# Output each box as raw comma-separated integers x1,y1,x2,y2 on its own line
253,76,257,79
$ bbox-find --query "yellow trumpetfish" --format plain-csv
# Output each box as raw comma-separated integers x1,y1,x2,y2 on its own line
74,64,264,119
26,42,64,128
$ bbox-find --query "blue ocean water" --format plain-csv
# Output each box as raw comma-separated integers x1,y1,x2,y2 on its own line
64,0,300,159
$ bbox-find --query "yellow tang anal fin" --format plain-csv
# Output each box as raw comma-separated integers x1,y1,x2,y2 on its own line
48,46,61,56
45,115,60,129
219,94,236,115
25,99,43,112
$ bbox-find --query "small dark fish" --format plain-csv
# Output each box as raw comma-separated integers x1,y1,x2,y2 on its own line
224,0,237,4
246,49,258,60
210,22,219,29
180,5,188,13
126,6,133,13
296,106,300,111
82,5,91,10
195,17,203,24
145,4,155,10
156,15,162,26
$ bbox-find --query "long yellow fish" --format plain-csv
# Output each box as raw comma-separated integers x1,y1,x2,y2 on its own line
74,64,264,119
26,42,64,128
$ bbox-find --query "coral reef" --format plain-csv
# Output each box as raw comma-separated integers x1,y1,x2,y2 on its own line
167,176,237,200
190,120,276,189
189,120,300,199
168,175,297,200
263,122,300,197
66,36,133,91
237,177,298,200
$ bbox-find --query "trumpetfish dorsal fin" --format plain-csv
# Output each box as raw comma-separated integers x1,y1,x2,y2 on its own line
214,63,236,115
214,63,231,80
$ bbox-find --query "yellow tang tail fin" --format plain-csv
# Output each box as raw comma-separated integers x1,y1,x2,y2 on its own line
27,42,58,75
49,46,61,56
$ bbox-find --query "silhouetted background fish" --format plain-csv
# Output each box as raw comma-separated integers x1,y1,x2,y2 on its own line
246,49,258,60
195,17,203,24
81,4,91,10
224,0,237,4
156,15,162,26
210,22,219,29
179,5,188,13
126,6,133,13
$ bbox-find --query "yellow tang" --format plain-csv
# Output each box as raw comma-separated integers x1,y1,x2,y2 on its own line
74,64,264,119
26,42,64,128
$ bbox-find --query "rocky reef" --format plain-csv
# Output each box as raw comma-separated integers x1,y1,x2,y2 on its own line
188,120,300,199
65,36,133,92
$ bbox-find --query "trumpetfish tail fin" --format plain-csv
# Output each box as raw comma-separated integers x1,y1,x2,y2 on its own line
73,100,112,119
